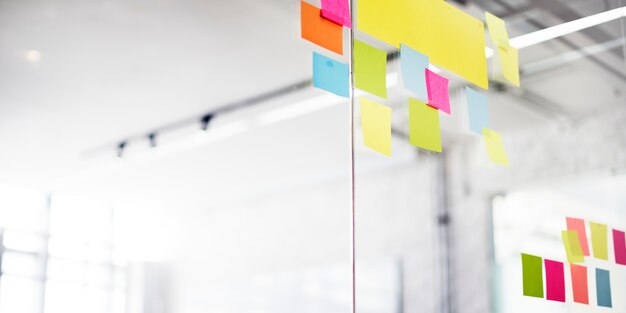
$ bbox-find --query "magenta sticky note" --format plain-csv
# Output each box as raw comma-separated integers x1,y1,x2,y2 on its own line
321,0,351,28
545,259,565,302
425,69,451,114
613,229,626,265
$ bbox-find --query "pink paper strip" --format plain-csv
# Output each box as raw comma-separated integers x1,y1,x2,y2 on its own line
613,229,626,265
544,259,565,302
321,0,351,28
570,264,589,304
567,217,590,256
425,69,451,115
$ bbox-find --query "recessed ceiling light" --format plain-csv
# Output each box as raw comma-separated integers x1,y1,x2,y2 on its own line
24,50,42,63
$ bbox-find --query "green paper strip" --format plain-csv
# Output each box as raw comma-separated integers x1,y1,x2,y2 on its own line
521,253,544,298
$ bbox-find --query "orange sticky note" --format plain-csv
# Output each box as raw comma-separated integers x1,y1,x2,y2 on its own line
301,1,343,55
570,264,589,304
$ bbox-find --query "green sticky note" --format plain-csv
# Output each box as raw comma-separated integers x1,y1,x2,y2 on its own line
562,230,585,263
590,222,608,260
359,97,392,156
354,39,387,99
521,253,544,298
408,98,442,152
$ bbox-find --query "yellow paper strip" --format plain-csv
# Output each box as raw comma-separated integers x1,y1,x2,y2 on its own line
562,230,585,264
590,222,609,260
483,128,509,166
354,40,387,99
357,0,488,89
408,98,442,152
360,97,392,156
485,12,520,87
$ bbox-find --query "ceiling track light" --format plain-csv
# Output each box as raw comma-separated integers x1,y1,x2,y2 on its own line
117,141,127,158
148,133,158,148
200,114,215,132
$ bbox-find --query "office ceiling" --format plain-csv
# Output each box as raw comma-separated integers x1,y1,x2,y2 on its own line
0,0,624,208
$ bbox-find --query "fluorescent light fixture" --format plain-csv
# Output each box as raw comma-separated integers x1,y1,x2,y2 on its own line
510,6,626,49
256,94,344,125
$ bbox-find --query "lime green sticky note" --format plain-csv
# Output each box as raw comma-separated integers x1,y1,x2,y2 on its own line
408,98,442,152
590,222,608,260
562,230,585,263
521,253,544,298
483,128,509,166
360,97,392,156
354,40,387,99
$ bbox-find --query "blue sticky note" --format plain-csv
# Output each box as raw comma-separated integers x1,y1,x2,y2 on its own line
313,52,349,98
400,44,429,102
466,87,490,134
596,268,612,308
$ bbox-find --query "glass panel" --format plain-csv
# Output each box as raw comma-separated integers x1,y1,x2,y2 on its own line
2,251,43,279
3,231,47,254
0,276,42,313
0,183,47,233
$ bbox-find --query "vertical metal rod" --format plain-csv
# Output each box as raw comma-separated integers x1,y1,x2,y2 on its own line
348,0,356,312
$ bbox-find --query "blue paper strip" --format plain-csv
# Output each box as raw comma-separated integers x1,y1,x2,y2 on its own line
596,268,612,308
400,44,429,102
313,52,349,98
466,87,489,134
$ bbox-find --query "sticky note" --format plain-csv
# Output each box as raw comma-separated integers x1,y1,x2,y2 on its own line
482,129,509,166
521,253,544,298
312,52,349,98
566,217,590,256
596,268,612,308
357,0,488,89
354,40,387,99
493,45,520,87
562,230,585,264
400,44,429,102
590,222,608,260
301,1,343,55
321,0,350,28
408,98,442,152
544,259,565,302
359,97,391,156
466,87,489,134
613,229,626,265
570,264,589,304
485,12,520,87
425,69,450,114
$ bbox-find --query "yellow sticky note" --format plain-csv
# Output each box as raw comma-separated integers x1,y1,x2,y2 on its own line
408,98,442,152
590,222,608,260
483,128,509,166
360,97,391,156
562,230,585,264
354,40,387,99
485,12,520,87
358,0,488,89
485,12,510,48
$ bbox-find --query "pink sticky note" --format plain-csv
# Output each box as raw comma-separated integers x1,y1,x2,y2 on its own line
613,229,626,265
425,69,450,114
567,217,590,256
321,0,351,28
544,259,565,302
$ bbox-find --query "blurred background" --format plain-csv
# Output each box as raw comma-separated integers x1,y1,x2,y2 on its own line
0,0,625,312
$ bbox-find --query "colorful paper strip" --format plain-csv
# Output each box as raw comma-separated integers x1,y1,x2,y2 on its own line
359,97,392,156
425,69,450,114
613,229,626,265
596,268,612,308
521,253,544,298
408,98,442,153
354,40,387,99
562,230,585,263
312,52,349,98
566,217,590,256
301,1,343,55
590,222,608,260
544,259,565,302
570,264,589,304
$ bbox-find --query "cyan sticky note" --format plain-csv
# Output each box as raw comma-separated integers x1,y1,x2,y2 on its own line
313,52,349,98
596,268,612,308
400,44,429,102
466,87,489,134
